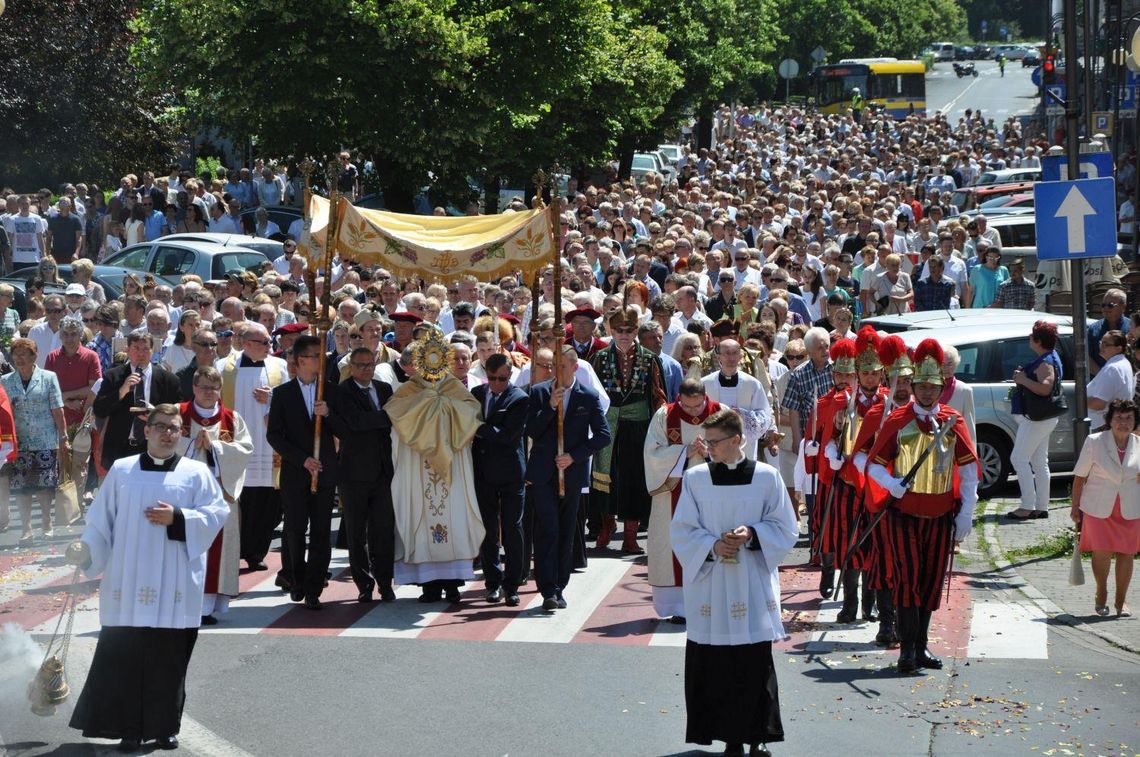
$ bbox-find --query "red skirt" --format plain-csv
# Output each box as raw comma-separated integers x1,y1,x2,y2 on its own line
1080,497,1140,554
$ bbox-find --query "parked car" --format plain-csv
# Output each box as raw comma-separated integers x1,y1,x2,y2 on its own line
971,44,993,59
951,181,1036,211
972,167,1041,186
102,240,268,283
862,311,1071,335
631,152,676,184
0,265,178,302
1022,50,1041,66
954,45,975,61
657,144,684,166
162,232,285,261
976,192,1034,212
237,205,302,234
931,42,956,61
895,322,1077,497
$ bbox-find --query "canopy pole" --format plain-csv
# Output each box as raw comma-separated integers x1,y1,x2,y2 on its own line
310,159,342,493
535,170,565,497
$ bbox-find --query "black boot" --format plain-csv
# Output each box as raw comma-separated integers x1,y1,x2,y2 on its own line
818,553,836,598
875,589,898,647
861,572,877,621
896,606,918,674
915,609,943,669
836,569,860,623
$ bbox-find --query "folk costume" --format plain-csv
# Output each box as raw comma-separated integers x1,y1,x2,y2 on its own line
850,334,914,646
218,350,287,570
865,339,980,674
643,396,721,619
70,453,227,743
589,308,667,553
670,451,798,752
818,327,888,623
179,401,253,619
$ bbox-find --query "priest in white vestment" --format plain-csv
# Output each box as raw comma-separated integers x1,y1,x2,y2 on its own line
218,322,287,574
701,339,774,459
386,334,485,602
68,403,227,751
179,365,253,622
643,379,721,620
671,408,798,754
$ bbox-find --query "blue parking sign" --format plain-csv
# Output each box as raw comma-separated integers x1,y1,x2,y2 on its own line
1041,152,1114,182
1034,178,1118,260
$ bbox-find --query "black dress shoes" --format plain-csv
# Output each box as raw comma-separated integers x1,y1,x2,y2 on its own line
275,574,294,591
248,561,268,571
915,647,943,669
486,586,504,603
289,589,304,603
200,614,218,626
303,596,322,610
555,594,567,609
379,585,397,602
117,738,141,753
155,735,179,750
542,596,559,612
504,592,520,607
444,587,461,603
358,589,374,603
418,590,442,603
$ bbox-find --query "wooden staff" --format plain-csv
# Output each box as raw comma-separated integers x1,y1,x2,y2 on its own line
310,159,342,493
537,170,566,497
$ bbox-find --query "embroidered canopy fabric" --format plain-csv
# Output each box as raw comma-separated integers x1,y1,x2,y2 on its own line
300,195,553,281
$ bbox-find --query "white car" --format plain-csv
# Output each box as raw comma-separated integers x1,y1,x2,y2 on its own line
631,152,677,184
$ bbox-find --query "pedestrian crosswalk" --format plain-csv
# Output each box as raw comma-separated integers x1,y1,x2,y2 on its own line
0,546,1050,659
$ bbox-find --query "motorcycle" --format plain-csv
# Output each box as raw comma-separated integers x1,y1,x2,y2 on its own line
953,61,977,78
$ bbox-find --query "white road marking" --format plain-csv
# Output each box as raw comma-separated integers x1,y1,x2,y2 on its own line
496,557,630,644
648,620,687,647
339,584,447,639
967,599,1048,659
806,595,884,654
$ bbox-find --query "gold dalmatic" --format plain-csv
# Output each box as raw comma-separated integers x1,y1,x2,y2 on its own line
895,419,955,495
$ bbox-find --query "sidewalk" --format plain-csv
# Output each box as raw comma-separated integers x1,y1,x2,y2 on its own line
980,497,1140,655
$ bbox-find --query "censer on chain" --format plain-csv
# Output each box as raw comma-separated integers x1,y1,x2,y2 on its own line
27,559,82,716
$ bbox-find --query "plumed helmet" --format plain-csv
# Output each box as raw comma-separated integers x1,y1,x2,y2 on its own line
830,338,857,375
877,334,914,378
854,325,883,372
912,338,945,386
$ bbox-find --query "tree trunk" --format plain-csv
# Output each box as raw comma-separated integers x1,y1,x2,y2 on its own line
483,174,501,214
697,107,714,151
379,179,416,213
618,149,635,181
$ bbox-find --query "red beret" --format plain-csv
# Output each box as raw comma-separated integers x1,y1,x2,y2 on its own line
390,311,424,324
272,322,308,336
564,307,602,323
500,313,521,325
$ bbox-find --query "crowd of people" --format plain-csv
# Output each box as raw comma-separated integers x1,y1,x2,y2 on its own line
4,102,1140,755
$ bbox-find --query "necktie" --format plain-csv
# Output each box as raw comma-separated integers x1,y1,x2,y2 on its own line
486,391,498,418
718,372,739,388
129,366,146,442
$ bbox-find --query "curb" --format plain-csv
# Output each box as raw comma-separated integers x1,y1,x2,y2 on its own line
979,507,1140,656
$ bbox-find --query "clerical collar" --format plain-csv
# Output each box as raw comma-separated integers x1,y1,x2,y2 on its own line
718,371,739,387
193,402,219,419
710,456,755,485
239,354,266,368
141,452,181,472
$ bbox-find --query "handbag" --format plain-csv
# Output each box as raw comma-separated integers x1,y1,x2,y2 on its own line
1022,355,1067,421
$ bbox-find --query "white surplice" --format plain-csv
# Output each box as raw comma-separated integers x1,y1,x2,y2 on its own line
701,372,773,459
81,456,228,629
219,353,286,488
670,460,798,645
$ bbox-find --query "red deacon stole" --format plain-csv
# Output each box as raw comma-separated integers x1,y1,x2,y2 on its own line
664,397,720,584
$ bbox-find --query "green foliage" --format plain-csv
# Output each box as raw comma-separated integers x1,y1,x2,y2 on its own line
195,156,224,181
0,0,177,190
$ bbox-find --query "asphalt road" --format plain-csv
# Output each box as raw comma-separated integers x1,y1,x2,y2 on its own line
926,59,1040,124
3,524,1139,757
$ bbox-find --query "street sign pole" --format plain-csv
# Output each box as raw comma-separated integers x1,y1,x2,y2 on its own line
1065,0,1091,455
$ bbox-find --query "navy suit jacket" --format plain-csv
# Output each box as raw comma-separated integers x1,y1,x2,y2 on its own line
471,383,529,485
525,380,611,491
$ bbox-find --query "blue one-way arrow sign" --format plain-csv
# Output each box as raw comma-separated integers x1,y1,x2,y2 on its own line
1034,177,1118,260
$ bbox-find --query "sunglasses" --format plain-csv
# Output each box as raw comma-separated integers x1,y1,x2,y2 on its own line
487,375,511,383
247,338,271,346
216,330,234,338
785,352,806,360
46,308,64,314
614,326,636,334
349,334,364,340
193,341,218,348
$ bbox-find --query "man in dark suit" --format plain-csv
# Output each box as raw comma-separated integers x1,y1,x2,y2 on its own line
471,353,529,606
93,330,182,471
266,335,342,610
526,345,611,613
333,346,396,603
